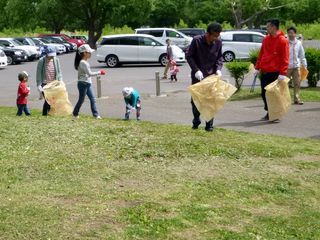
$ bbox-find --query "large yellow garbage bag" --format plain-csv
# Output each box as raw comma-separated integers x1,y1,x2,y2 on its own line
43,80,73,116
265,77,291,121
188,75,237,121
300,66,309,81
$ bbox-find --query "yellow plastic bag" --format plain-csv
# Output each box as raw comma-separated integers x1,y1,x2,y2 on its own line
188,75,237,121
265,77,291,121
43,80,73,116
300,66,309,81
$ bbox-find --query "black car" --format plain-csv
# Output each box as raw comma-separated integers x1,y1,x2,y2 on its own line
0,45,28,65
177,28,206,38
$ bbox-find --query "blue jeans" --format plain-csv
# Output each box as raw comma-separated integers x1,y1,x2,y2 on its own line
73,81,99,117
17,104,31,116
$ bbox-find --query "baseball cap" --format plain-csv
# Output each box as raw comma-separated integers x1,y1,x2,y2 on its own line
78,44,95,53
18,71,29,80
45,46,57,57
122,87,134,97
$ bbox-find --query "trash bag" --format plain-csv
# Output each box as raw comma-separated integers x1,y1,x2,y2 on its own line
43,80,73,116
188,75,237,121
300,66,309,81
265,77,291,121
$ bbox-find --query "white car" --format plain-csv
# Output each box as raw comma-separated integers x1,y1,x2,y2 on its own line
96,34,186,67
0,38,40,61
135,28,192,51
0,49,8,69
32,38,66,54
220,31,265,62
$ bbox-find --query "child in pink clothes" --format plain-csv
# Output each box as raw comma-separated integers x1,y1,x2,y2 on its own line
170,60,179,82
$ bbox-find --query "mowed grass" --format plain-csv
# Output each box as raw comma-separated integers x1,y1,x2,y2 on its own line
231,87,320,102
0,107,319,240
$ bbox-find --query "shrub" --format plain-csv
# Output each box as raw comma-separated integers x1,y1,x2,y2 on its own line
249,49,260,65
305,48,320,87
226,62,251,91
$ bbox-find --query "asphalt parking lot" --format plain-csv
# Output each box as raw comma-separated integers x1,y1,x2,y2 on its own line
0,53,319,139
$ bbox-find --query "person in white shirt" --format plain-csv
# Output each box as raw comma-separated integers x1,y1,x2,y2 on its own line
286,27,307,105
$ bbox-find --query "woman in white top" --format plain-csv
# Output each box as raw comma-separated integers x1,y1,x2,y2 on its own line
73,44,106,118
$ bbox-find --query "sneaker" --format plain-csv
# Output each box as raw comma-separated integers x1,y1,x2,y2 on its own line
137,117,141,121
95,116,102,120
205,127,214,132
73,115,79,119
271,119,281,123
294,101,304,105
161,76,167,80
261,114,269,121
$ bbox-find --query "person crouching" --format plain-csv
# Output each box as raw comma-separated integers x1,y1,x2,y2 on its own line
122,87,141,121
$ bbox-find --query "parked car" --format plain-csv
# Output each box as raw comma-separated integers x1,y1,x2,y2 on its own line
135,28,192,51
0,45,28,65
177,28,206,38
0,49,8,69
220,31,265,62
32,37,66,55
51,36,77,52
0,38,40,61
38,33,85,47
96,34,186,67
71,35,88,43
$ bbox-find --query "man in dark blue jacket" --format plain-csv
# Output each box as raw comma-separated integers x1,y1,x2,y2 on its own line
186,22,223,131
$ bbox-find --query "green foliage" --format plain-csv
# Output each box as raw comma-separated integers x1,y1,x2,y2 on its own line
249,49,260,65
174,19,189,29
102,24,134,36
226,62,251,90
305,48,320,87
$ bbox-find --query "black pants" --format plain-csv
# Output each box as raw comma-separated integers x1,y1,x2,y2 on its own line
41,83,50,116
260,72,279,111
191,99,214,129
170,75,177,81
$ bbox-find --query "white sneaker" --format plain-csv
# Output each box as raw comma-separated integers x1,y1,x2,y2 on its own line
73,115,79,119
95,116,102,120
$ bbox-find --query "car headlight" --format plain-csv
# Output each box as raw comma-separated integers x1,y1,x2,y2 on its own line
14,51,22,55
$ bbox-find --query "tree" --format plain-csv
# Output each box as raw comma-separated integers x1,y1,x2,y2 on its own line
70,0,116,48
228,0,295,28
112,0,152,28
37,0,68,33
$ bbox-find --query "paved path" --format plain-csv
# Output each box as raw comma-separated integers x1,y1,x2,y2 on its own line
0,53,319,139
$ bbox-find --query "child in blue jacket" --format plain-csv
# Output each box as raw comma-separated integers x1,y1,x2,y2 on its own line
122,87,141,120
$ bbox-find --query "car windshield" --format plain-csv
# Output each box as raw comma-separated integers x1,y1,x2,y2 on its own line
12,40,23,46
32,39,41,44
54,37,67,43
40,38,50,44
45,38,60,44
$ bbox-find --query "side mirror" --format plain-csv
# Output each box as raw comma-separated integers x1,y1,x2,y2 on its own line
151,42,156,46
9,44,14,47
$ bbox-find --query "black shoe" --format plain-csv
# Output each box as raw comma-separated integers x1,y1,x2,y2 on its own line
294,101,304,105
192,121,201,130
261,113,269,121
205,127,214,132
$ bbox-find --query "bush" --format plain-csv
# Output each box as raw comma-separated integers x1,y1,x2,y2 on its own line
249,49,260,65
226,62,251,91
305,48,320,87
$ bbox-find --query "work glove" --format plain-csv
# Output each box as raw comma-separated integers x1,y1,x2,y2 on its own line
216,70,222,77
38,85,43,92
99,70,106,75
278,75,286,81
195,70,204,81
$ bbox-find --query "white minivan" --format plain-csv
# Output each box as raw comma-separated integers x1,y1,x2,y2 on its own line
135,28,192,51
220,31,265,62
96,34,186,68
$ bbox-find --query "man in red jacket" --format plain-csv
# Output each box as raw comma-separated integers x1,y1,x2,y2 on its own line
16,71,31,116
255,19,289,121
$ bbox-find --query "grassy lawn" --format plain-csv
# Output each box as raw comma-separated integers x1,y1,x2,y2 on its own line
231,87,320,102
0,107,319,239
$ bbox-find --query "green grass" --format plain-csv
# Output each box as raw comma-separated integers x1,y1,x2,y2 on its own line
0,107,319,239
231,87,320,102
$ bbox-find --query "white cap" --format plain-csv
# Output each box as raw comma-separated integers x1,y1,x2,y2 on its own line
78,44,95,53
122,87,134,97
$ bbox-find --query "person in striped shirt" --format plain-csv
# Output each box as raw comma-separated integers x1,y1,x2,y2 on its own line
36,46,63,116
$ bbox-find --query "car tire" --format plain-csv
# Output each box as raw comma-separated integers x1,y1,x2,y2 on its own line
105,55,119,68
7,56,13,65
223,51,235,62
159,54,167,66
